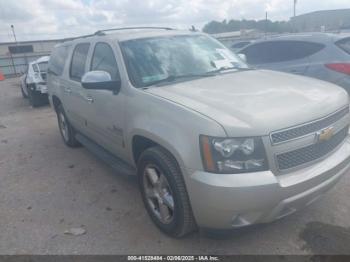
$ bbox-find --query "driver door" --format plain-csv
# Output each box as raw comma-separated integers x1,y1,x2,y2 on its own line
83,42,127,160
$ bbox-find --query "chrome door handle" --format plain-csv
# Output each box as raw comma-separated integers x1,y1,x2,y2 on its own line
86,96,94,104
64,87,72,94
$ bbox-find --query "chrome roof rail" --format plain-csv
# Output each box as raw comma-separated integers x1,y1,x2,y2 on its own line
94,27,174,35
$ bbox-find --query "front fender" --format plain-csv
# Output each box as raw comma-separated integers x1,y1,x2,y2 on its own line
124,91,226,173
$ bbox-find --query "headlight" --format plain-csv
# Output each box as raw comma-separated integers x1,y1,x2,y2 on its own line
200,135,268,174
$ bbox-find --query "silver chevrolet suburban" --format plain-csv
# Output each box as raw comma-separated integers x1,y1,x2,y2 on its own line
47,27,350,237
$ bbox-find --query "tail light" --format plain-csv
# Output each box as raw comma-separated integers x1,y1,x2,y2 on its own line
325,63,350,75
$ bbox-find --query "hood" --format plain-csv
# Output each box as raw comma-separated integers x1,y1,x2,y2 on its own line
146,70,349,136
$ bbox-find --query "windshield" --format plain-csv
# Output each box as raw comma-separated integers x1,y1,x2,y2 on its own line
120,34,248,88
38,62,48,73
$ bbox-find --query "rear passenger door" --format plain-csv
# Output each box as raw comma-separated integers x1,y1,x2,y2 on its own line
241,40,324,75
63,42,91,135
48,45,70,109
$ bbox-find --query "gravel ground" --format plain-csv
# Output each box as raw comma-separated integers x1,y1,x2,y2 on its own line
0,77,350,255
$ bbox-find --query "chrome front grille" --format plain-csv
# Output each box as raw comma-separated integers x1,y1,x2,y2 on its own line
276,126,348,170
270,107,349,144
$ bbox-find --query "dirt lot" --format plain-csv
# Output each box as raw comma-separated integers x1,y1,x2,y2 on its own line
0,77,350,255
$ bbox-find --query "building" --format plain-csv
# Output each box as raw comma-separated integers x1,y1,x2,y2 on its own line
290,9,350,32
0,39,63,77
211,29,262,47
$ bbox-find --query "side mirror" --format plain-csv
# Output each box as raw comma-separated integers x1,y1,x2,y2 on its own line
238,53,247,63
81,71,121,94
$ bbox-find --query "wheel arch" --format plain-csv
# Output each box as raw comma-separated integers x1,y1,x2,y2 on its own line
52,95,62,112
131,132,185,171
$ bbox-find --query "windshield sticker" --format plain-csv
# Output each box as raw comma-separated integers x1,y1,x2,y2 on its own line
212,59,233,69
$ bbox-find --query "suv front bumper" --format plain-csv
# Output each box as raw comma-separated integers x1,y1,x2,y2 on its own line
186,136,350,229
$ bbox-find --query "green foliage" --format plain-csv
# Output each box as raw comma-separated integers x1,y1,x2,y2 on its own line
202,19,293,34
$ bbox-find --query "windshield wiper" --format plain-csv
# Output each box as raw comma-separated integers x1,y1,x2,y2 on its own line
207,66,251,74
143,73,215,87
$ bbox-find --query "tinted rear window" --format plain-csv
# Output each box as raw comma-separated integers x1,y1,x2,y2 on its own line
336,37,350,55
38,62,48,72
232,41,251,49
241,40,325,64
70,43,90,81
48,46,69,76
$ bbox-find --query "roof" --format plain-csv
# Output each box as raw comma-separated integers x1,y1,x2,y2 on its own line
29,56,50,65
35,56,50,63
60,28,201,46
252,32,350,44
291,8,350,20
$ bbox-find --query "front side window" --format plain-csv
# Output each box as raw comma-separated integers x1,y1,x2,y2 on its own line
91,42,120,80
120,35,247,88
32,64,39,72
70,43,90,81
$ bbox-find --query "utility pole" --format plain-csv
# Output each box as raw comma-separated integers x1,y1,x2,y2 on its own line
10,25,17,76
265,11,268,37
10,25,17,43
293,0,297,17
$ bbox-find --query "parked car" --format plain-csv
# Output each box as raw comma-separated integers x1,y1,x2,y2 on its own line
21,56,50,107
230,40,252,52
239,33,350,94
19,72,27,98
47,28,350,237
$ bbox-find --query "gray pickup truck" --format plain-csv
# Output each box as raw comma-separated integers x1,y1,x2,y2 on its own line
47,27,350,237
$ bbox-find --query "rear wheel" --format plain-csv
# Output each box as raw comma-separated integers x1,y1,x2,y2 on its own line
138,146,196,237
56,104,80,147
21,84,28,98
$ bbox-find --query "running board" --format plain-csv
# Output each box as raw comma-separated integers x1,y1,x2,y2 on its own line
75,133,136,176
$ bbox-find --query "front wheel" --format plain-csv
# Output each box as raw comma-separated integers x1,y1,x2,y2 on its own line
138,146,196,237
56,104,80,147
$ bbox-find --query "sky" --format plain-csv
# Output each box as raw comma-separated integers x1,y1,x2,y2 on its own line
0,0,349,42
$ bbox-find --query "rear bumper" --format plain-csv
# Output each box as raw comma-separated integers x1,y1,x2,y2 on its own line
185,135,350,229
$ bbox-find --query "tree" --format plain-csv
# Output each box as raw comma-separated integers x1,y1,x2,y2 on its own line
202,19,293,34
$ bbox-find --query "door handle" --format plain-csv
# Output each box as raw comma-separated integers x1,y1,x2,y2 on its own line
86,96,94,104
64,87,72,94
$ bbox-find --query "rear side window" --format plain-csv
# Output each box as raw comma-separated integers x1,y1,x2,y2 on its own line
32,64,39,72
336,37,350,55
70,43,90,81
91,42,120,80
241,40,325,64
232,41,251,49
48,45,69,76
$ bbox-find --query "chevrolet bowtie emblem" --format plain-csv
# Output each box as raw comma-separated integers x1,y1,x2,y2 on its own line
316,127,334,142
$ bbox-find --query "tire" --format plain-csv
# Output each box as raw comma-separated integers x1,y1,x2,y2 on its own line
138,146,196,237
21,84,28,98
28,85,44,108
56,104,80,147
